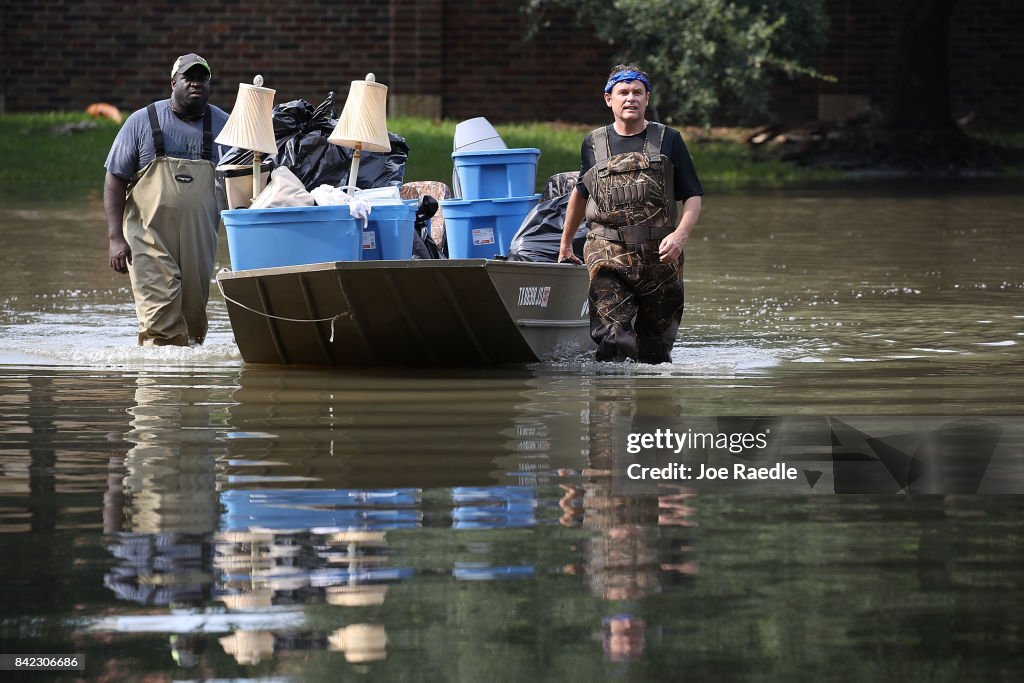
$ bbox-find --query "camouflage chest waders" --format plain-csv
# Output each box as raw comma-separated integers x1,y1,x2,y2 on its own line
124,104,220,346
581,123,685,363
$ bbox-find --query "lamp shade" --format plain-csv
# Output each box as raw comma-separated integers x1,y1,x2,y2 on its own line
328,75,391,152
215,80,277,155
328,624,387,663
219,631,275,665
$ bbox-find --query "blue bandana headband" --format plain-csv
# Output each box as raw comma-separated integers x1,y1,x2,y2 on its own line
604,70,651,94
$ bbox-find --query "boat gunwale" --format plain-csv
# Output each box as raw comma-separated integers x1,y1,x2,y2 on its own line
216,258,584,281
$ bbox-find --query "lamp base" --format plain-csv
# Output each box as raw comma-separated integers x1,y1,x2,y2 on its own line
252,151,262,200
345,144,363,195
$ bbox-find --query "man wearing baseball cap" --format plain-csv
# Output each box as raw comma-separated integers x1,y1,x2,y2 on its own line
103,53,230,346
558,64,703,364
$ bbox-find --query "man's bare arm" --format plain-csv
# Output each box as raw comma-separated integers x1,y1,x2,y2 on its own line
104,171,131,273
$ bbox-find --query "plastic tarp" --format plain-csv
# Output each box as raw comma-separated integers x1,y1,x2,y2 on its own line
506,172,588,262
219,92,409,191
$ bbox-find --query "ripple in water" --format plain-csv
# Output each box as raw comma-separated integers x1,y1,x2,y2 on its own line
0,311,241,368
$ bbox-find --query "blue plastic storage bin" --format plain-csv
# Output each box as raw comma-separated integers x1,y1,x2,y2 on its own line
361,201,417,261
439,195,541,259
223,205,361,270
452,148,541,200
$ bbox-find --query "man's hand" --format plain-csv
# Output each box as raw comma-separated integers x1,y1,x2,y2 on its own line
658,231,687,263
109,237,132,274
659,195,702,263
558,246,583,265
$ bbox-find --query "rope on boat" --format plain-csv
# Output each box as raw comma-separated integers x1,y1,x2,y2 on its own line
216,272,351,342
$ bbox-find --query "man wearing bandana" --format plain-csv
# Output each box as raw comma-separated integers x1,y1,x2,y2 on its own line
558,65,703,364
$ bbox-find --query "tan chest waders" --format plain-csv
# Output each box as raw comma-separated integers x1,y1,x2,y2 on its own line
124,104,219,345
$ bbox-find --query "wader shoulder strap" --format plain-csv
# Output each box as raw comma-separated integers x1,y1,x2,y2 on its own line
146,103,165,158
593,123,662,164
202,107,213,161
591,126,612,165
644,122,665,158
147,104,213,160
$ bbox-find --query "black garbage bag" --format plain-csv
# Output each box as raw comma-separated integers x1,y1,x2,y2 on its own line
410,196,446,260
219,92,409,191
507,171,588,262
411,230,447,260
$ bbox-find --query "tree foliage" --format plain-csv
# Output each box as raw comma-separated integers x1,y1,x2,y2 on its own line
527,0,830,126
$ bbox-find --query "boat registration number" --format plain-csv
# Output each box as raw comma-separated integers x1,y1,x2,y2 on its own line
518,286,551,308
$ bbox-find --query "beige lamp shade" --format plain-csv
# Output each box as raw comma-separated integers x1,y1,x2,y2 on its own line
219,631,275,665
328,74,391,152
328,624,387,662
216,80,277,155
220,591,273,610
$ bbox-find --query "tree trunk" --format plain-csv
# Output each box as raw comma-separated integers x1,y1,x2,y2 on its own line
886,0,959,133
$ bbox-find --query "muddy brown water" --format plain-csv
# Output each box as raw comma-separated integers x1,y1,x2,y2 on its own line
1,183,1022,680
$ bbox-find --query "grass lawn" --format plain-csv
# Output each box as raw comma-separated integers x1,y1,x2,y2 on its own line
0,113,124,204
374,117,846,190
7,110,1001,205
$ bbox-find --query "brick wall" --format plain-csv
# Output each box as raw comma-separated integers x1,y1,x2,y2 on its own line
1,0,1021,128
441,4,611,123
1,0,611,123
4,0,400,115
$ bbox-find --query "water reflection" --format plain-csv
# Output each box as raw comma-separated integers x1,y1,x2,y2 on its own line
559,388,699,665
26,376,59,535
0,359,1015,679
121,378,220,535
84,366,724,674
0,366,1022,679
83,367,596,674
103,377,219,611
211,523,408,652
1,184,1023,680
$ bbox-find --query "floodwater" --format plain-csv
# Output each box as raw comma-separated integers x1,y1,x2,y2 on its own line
1,184,1023,681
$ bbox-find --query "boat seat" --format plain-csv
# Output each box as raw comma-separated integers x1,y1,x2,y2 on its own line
542,171,580,201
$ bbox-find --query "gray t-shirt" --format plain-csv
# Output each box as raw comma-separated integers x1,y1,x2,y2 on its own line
104,98,230,180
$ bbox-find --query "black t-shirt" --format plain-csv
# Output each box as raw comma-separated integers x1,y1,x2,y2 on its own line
576,124,704,201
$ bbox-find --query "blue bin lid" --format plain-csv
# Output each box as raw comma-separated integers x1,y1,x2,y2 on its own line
438,194,541,217
222,205,356,226
451,147,541,160
366,201,417,218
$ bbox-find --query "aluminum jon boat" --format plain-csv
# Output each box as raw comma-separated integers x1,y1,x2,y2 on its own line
216,259,594,366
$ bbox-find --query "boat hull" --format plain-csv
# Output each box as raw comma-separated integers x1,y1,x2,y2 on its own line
216,259,594,366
